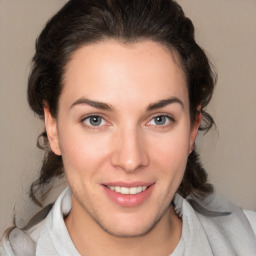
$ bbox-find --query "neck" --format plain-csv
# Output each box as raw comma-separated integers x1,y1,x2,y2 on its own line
65,198,182,256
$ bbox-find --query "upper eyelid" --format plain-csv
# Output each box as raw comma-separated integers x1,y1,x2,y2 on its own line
148,113,175,121
79,113,175,125
81,113,107,121
145,114,175,126
81,115,110,129
81,114,108,124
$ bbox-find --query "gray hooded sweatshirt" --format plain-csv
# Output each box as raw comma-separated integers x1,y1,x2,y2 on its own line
1,187,256,255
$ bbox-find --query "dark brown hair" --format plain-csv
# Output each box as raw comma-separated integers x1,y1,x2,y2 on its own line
28,0,215,206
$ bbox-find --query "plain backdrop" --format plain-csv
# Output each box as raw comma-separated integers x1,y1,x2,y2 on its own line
0,0,256,235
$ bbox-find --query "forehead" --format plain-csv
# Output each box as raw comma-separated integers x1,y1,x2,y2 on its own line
61,40,188,108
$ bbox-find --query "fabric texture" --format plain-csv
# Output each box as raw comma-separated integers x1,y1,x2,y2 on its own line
1,187,256,256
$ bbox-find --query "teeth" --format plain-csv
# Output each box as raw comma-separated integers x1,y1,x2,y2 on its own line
121,187,129,194
108,186,147,195
137,186,143,193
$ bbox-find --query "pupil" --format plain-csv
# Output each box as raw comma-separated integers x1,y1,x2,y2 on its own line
155,116,166,125
90,116,101,126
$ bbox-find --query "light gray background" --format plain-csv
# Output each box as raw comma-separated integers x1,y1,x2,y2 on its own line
0,0,256,235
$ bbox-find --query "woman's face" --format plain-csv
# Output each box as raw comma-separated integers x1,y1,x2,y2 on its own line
44,40,200,237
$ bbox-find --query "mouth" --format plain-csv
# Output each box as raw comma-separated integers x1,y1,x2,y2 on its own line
102,183,154,207
106,185,148,195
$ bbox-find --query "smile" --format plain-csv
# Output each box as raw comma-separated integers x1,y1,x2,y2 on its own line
103,183,155,207
107,186,148,195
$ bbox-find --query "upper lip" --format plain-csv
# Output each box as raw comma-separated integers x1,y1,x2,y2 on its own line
103,181,155,188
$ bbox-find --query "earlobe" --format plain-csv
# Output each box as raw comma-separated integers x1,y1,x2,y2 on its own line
43,105,61,156
189,107,202,154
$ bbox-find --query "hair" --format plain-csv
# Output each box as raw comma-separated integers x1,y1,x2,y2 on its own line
28,0,216,206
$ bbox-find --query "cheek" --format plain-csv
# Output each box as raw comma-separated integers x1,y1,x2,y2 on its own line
58,127,111,178
148,128,190,185
150,131,190,165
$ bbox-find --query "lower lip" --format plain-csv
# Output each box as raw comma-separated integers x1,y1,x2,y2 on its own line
102,184,155,207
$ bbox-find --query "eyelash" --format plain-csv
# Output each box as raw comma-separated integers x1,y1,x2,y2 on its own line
81,113,175,130
146,114,175,128
81,114,108,129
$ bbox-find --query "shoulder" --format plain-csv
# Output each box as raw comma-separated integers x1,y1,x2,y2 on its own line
0,233,15,256
190,194,256,252
190,194,256,235
243,209,256,236
0,204,52,256
0,220,45,256
174,193,256,254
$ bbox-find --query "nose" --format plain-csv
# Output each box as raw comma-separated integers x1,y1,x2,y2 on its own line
111,127,149,173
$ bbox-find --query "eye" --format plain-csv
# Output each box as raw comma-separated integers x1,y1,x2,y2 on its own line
148,115,173,126
82,115,107,127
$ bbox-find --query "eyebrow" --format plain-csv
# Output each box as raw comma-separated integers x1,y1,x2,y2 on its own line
70,96,184,112
70,97,113,111
146,97,184,111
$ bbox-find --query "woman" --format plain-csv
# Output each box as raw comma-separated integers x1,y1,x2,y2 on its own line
1,0,256,255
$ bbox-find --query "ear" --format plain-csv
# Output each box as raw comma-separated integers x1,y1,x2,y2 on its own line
189,106,202,154
43,105,61,156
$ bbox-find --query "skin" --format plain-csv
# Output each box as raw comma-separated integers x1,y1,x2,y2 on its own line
44,40,201,256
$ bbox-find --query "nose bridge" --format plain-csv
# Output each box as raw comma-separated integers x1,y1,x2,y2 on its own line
111,125,149,172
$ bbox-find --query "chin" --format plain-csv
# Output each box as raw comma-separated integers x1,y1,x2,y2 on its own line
103,225,153,238
99,212,164,238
